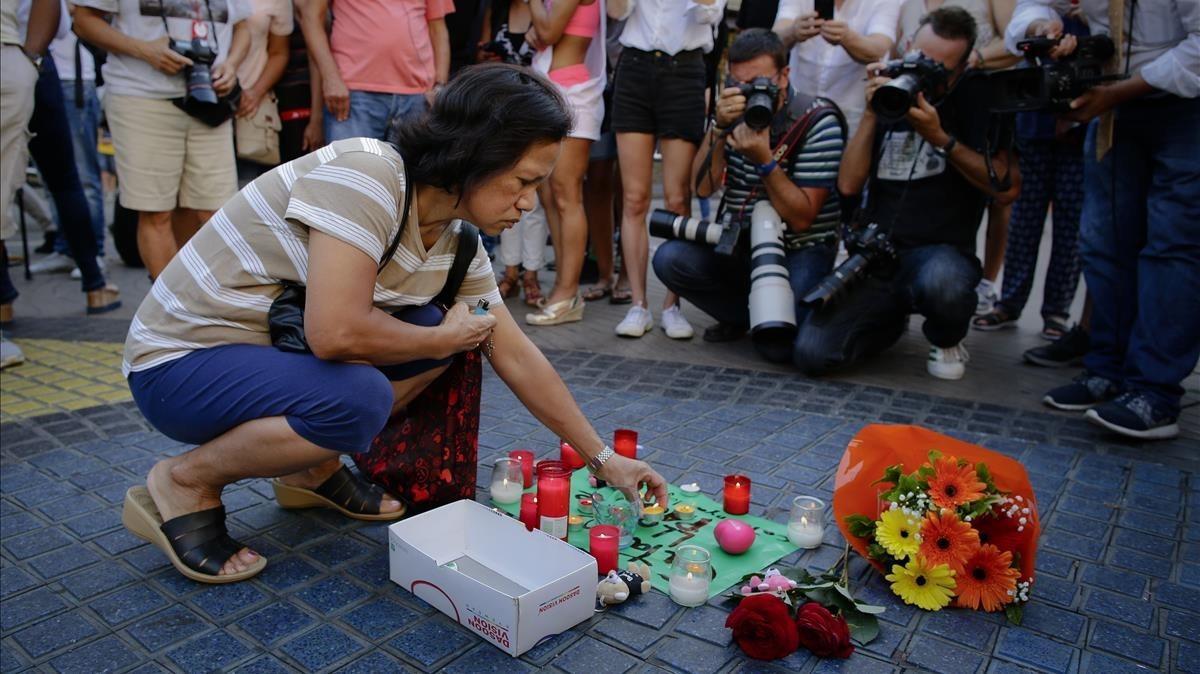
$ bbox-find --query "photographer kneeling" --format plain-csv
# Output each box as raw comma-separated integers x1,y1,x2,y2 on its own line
652,28,847,364
797,7,1020,380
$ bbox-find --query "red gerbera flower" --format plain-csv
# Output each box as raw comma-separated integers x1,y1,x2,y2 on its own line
927,457,987,509
919,510,981,575
954,544,1020,612
973,508,1025,554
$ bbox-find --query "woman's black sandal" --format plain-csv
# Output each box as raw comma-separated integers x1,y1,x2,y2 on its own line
272,466,408,521
122,486,266,584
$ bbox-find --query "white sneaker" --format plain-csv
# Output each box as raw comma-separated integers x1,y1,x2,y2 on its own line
0,337,25,369
927,343,969,380
615,305,653,338
29,252,76,274
975,279,997,315
660,305,694,339
70,255,106,280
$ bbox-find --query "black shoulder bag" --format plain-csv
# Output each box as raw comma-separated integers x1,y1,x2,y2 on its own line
268,166,482,355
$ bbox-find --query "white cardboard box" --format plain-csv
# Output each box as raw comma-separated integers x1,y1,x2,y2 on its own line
388,499,597,656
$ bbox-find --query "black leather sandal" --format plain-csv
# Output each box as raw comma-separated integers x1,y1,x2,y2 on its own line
272,466,408,521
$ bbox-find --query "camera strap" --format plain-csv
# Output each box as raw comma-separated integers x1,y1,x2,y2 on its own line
157,0,220,53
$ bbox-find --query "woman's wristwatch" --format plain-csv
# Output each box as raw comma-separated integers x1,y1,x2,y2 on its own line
587,445,615,475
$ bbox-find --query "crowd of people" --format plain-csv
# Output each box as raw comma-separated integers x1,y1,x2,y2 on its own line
0,0,1196,444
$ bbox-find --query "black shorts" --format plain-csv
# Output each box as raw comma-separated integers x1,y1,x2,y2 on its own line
611,48,708,145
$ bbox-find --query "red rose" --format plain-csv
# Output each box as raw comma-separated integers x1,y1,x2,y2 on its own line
725,595,800,660
794,602,854,659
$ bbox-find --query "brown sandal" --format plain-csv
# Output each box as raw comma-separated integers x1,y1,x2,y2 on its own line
522,272,544,307
497,274,519,299
582,284,612,302
610,286,633,305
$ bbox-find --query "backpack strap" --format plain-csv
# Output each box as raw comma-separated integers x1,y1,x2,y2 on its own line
433,223,481,308
378,161,412,274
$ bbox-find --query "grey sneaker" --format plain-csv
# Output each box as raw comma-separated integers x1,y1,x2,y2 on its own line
1043,373,1119,411
0,337,25,369
1087,392,1180,440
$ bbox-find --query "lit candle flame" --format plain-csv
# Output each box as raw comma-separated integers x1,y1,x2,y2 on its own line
800,515,808,526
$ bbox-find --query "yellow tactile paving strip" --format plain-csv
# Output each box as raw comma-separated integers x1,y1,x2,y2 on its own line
0,339,130,421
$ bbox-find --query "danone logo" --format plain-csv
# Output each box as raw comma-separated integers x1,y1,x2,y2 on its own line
467,614,511,648
538,585,582,614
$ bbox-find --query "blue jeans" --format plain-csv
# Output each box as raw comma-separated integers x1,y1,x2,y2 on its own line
325,91,428,142
55,79,105,258
1079,97,1200,414
652,239,837,364
794,244,981,375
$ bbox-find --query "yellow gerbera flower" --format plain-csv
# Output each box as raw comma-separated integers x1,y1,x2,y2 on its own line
875,509,922,559
886,557,957,611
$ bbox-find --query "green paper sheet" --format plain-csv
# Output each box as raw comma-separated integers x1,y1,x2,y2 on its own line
493,470,799,599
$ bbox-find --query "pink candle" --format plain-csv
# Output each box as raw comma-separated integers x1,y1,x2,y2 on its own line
519,493,538,531
509,450,535,489
537,461,571,539
589,525,620,575
613,429,638,459
559,441,586,470
723,475,751,515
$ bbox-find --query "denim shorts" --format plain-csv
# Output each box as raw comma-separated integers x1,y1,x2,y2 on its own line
611,48,707,144
128,304,449,454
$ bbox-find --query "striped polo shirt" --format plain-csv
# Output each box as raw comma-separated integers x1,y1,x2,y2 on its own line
721,95,846,250
123,138,502,375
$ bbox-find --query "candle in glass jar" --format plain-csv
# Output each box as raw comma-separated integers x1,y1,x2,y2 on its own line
537,461,571,539
508,450,534,488
518,493,538,531
589,525,619,575
490,477,522,504
669,546,711,607
613,429,638,458
723,475,751,515
559,441,586,470
788,496,826,549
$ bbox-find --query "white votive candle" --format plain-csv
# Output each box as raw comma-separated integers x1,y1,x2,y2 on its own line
668,571,710,607
787,516,824,548
490,478,523,505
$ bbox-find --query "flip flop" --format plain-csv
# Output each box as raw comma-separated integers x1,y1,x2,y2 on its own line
582,284,611,302
610,286,633,305
273,466,408,521
122,486,266,584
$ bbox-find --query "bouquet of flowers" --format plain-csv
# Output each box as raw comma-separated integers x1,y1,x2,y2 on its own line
833,425,1040,623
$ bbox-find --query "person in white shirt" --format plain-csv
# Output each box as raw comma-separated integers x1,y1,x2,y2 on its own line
772,0,902,135
605,0,725,340
1012,0,1199,440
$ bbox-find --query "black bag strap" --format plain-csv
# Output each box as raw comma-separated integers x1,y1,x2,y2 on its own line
74,40,84,108
433,223,480,308
378,161,413,273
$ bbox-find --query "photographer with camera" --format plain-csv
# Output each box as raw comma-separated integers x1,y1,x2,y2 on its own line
652,28,847,364
1007,0,1198,440
796,6,1019,380
73,0,251,279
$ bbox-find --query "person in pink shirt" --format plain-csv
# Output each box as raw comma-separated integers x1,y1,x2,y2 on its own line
298,0,453,141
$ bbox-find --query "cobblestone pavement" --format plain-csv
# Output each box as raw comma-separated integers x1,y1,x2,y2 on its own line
2,340,1197,673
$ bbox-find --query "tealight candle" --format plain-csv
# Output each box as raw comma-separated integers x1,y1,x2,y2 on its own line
673,503,696,520
640,504,665,527
668,545,711,606
679,482,701,495
613,429,638,458
788,496,825,549
590,525,620,575
577,497,594,515
489,458,523,505
508,450,534,489
568,515,585,532
723,475,751,515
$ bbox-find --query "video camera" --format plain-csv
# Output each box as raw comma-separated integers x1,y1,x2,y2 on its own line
989,35,1119,113
171,37,219,105
801,223,898,309
870,54,950,122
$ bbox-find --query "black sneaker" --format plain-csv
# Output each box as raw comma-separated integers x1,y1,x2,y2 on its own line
703,322,748,343
1024,326,1089,368
1043,373,1119,411
1087,391,1180,440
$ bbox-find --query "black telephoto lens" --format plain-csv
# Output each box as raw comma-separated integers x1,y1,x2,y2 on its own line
743,92,775,131
872,73,921,122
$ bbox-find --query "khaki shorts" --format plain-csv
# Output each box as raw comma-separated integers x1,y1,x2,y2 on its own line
0,45,38,239
106,94,237,212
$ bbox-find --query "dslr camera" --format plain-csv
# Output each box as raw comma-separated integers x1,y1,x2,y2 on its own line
171,37,219,105
802,223,898,309
733,76,781,131
870,53,950,122
989,35,1118,113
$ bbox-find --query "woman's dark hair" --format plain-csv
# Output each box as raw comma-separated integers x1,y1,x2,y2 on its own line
728,28,788,70
391,63,572,198
918,6,978,67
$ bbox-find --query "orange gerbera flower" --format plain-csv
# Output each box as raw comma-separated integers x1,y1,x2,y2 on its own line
927,457,986,509
954,544,1020,612
919,510,980,575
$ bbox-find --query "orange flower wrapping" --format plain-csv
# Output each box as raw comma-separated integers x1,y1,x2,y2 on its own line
833,425,1040,582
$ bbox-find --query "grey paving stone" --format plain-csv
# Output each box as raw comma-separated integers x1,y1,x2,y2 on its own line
922,610,998,651
387,618,474,667
994,628,1077,674
189,580,268,621
124,605,209,652
1155,583,1200,614
443,643,536,674
1081,589,1154,629
48,635,141,674
59,564,137,601
1,586,69,631
166,630,254,674
652,634,737,674
1166,611,1200,643
11,611,98,659
552,635,639,674
28,547,102,580
1078,565,1147,598
905,635,986,673
592,615,666,654
0,566,38,599
256,556,322,591
279,623,366,672
1018,602,1086,644
294,575,368,615
608,587,682,629
339,598,419,641
333,651,414,674
231,656,293,674
1088,620,1165,668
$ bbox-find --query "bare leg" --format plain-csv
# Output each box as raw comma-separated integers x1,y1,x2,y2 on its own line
543,138,592,306
137,210,176,279
982,201,1010,282
172,208,211,248
659,137,699,312
616,132,656,307
585,157,616,289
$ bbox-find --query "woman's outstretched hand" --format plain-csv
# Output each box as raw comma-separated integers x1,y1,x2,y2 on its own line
596,454,670,510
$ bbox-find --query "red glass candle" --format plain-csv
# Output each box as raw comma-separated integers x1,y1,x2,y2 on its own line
613,429,638,459
723,475,751,515
559,441,586,470
589,525,620,575
518,493,538,532
536,461,571,539
509,449,535,489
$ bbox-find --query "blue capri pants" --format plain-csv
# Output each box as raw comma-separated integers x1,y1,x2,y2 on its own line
129,304,450,454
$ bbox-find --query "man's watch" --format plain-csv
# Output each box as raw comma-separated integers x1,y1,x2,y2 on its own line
934,135,957,157
23,49,44,72
587,445,615,475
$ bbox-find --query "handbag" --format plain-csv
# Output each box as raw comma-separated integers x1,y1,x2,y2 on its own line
236,92,282,165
